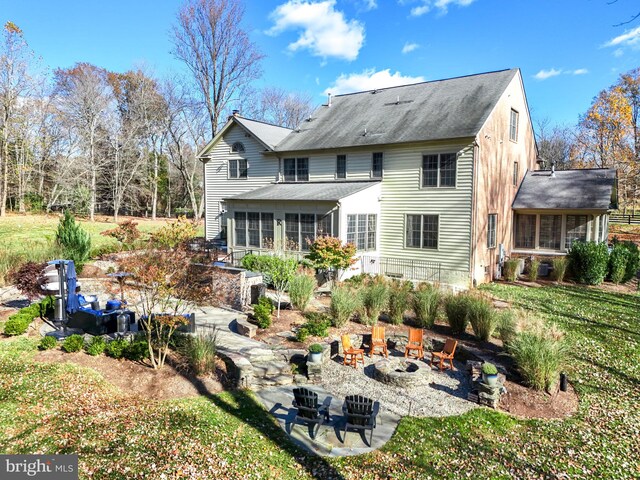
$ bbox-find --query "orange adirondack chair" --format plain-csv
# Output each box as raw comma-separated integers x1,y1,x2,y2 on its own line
430,338,458,371
404,328,424,360
342,334,365,369
370,326,388,358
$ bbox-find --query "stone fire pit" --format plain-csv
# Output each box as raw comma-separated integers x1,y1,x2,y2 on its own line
373,358,430,388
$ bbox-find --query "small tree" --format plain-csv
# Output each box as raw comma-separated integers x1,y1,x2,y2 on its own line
153,215,198,249
120,246,207,369
101,219,141,250
264,257,297,318
55,211,91,269
305,236,356,283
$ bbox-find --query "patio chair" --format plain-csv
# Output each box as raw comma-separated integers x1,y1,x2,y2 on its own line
370,326,388,358
341,395,380,446
291,387,331,439
342,334,365,369
430,338,458,371
404,327,424,360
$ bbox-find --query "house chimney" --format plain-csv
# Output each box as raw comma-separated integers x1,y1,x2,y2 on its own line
327,93,332,107
232,109,240,116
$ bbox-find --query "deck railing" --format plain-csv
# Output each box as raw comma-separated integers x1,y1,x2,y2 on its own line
360,255,442,283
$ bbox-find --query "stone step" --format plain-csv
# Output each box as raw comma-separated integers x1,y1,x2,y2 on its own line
251,360,291,378
253,374,294,387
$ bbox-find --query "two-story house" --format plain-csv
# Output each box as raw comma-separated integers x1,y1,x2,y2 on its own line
198,68,616,286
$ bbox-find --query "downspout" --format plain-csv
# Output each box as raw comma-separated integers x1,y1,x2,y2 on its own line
469,138,480,287
201,157,208,239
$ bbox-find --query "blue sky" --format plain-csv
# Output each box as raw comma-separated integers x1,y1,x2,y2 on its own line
2,0,639,127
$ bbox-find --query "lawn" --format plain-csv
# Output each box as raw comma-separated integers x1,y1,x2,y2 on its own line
0,283,639,479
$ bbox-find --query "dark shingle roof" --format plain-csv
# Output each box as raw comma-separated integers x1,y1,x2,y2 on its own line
225,181,379,202
274,69,519,152
512,169,617,210
234,117,292,150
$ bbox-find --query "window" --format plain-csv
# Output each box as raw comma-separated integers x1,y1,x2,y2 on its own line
300,214,315,251
234,212,274,248
336,155,346,179
539,215,562,250
231,142,245,153
488,214,497,249
510,109,519,142
372,152,383,178
513,161,519,186
515,214,535,248
316,213,333,237
234,212,246,246
422,153,457,187
285,213,299,250
405,214,438,249
229,159,248,179
565,215,588,249
346,214,377,250
283,158,309,182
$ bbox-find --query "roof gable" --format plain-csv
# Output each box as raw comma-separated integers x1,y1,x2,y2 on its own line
274,68,518,152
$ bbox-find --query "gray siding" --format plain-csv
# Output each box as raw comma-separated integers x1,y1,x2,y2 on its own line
203,124,278,239
378,142,474,279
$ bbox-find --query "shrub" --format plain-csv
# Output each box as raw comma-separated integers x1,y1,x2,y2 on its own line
3,297,53,336
387,280,413,325
295,328,309,342
308,343,323,354
153,215,197,249
412,283,440,328
621,241,640,283
503,259,520,282
568,241,609,285
495,309,518,346
8,261,46,299
528,258,540,282
608,243,629,284
343,273,370,288
288,274,316,312
509,327,567,391
552,257,568,282
482,362,498,375
85,336,106,356
62,334,85,353
101,219,141,248
359,281,389,325
39,336,57,350
297,313,331,341
329,285,361,327
182,331,217,374
240,254,279,285
466,295,496,341
443,294,471,334
305,236,356,280
253,296,274,329
105,338,129,359
55,211,92,270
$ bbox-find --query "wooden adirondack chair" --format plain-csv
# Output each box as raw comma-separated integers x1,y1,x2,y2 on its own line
342,334,365,369
291,387,331,439
370,326,388,358
342,395,380,447
430,338,458,371
404,327,424,360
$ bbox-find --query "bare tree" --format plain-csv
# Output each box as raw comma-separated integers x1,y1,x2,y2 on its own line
535,118,575,170
0,22,33,216
243,86,315,129
54,63,112,220
171,0,264,137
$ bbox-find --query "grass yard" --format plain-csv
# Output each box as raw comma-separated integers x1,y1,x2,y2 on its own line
0,284,639,479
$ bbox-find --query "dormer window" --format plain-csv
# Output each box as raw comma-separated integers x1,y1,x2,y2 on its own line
231,142,245,153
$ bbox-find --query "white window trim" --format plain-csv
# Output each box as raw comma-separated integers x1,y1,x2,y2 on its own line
488,213,497,249
228,158,248,180
420,152,458,189
371,152,384,179
404,214,440,250
346,213,377,251
509,109,519,143
283,157,309,182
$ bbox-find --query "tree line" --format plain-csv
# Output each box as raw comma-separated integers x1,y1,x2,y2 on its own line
537,68,640,213
0,0,314,221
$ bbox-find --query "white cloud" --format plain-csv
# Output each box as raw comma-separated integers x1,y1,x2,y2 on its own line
402,42,419,54
604,26,640,48
571,68,588,75
408,0,476,17
324,68,425,95
533,68,562,80
362,0,378,10
268,1,365,61
613,48,624,57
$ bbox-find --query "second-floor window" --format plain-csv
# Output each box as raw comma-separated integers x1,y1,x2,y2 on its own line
513,161,519,186
336,155,346,179
372,152,383,178
229,159,248,179
422,153,457,187
283,157,309,182
510,109,519,142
